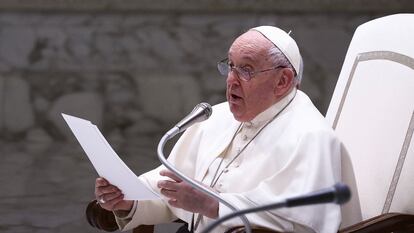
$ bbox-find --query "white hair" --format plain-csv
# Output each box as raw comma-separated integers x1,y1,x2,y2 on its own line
268,46,303,85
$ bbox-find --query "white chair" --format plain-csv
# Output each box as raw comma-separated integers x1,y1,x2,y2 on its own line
87,14,414,233
325,14,414,232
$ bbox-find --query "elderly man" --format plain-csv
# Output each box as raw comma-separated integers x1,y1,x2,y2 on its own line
94,26,342,233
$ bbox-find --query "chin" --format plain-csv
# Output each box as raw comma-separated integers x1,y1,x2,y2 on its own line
229,105,242,121
230,109,248,122
231,114,244,122
228,102,250,122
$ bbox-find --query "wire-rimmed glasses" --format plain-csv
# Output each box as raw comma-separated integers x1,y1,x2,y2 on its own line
217,58,286,81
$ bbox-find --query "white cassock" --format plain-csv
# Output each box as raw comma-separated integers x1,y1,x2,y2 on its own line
115,89,342,233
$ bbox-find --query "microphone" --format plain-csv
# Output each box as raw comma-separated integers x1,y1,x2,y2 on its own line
286,182,351,207
157,102,252,233
165,102,212,138
201,183,351,233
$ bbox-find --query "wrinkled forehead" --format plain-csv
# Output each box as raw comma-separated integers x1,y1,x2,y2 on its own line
228,30,273,61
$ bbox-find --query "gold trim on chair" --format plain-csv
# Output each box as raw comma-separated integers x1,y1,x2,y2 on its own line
332,50,414,215
382,111,414,214
333,51,414,129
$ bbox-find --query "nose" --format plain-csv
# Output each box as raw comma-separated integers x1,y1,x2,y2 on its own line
226,69,240,85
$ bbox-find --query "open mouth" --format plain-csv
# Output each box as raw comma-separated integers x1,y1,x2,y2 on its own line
230,93,242,101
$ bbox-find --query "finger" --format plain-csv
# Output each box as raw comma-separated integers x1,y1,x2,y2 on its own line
168,199,180,208
95,177,108,188
159,169,182,182
157,180,180,191
100,194,124,211
160,188,178,199
112,197,131,210
103,191,123,202
96,185,120,197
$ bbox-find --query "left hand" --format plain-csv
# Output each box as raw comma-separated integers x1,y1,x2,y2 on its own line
157,169,219,219
94,177,133,212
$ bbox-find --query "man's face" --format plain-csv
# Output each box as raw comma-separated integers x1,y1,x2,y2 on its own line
226,31,281,122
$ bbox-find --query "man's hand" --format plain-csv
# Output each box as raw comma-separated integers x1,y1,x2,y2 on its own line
157,169,219,219
95,177,133,212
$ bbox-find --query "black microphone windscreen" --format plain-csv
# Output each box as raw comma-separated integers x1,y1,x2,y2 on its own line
334,183,351,204
285,183,351,207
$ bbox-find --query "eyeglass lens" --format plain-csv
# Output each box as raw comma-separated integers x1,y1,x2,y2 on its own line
217,59,251,81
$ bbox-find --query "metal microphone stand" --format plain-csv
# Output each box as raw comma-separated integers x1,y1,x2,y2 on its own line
157,128,252,233
201,201,286,233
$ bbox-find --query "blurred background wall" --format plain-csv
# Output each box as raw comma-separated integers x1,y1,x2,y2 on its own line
0,1,413,232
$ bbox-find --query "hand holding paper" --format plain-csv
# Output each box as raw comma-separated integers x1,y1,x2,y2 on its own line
62,113,159,200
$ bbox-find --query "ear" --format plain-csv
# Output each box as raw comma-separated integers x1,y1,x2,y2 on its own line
274,68,295,98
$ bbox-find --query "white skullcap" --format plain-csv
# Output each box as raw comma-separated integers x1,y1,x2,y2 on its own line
251,26,301,75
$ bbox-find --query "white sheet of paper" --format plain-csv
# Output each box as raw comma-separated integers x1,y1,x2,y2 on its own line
62,113,160,200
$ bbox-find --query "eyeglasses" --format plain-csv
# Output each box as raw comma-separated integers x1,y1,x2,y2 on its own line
217,58,286,82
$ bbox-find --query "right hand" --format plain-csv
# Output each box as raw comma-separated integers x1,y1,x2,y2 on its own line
95,177,133,212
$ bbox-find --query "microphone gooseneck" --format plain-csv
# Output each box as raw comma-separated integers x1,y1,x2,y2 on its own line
201,183,351,233
157,103,252,233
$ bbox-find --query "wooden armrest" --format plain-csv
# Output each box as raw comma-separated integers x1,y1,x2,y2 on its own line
86,200,118,232
85,200,154,233
339,212,414,233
